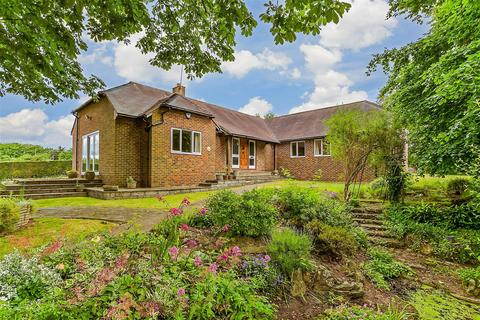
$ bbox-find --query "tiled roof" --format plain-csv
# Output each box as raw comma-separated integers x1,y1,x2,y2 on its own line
73,82,380,143
266,101,382,142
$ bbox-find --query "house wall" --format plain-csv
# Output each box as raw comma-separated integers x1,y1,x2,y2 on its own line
276,139,376,181
149,107,217,187
73,97,117,184
215,135,228,173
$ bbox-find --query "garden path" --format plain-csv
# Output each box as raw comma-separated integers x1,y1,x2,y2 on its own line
34,206,168,233
34,182,267,232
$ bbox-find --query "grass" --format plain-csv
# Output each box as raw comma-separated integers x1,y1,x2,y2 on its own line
0,218,115,257
34,190,215,209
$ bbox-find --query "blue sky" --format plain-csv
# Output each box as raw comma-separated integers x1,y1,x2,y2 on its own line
0,0,426,148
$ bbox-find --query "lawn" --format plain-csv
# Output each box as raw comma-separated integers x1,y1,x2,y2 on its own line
0,217,115,257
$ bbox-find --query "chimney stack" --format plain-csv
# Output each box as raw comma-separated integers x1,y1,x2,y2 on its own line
172,83,185,96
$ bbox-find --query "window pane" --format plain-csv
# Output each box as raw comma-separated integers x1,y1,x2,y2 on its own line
94,133,100,172
291,143,297,157
193,132,201,153
232,139,239,155
182,130,192,153
249,141,255,155
298,142,305,156
88,136,95,171
249,158,255,166
323,140,331,155
233,157,239,166
172,129,181,151
314,140,321,155
82,137,87,172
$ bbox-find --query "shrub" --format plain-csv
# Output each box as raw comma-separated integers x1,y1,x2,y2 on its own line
188,274,276,319
0,252,62,302
66,170,79,178
0,160,71,180
206,189,278,237
368,177,387,199
0,198,20,234
276,186,321,225
458,266,480,297
267,228,313,277
279,167,293,179
446,177,470,197
322,302,412,320
305,220,358,258
362,247,411,291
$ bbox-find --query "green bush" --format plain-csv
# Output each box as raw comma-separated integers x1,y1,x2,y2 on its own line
458,266,480,296
446,177,470,197
368,177,387,199
0,199,20,234
305,220,359,258
206,189,278,237
0,160,71,180
267,228,313,277
0,252,62,302
321,303,412,320
188,273,276,319
362,247,411,291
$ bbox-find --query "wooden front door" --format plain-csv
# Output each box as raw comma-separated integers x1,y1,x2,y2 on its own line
240,139,249,169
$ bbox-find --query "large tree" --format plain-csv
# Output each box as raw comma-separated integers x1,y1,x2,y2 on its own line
368,0,480,174
0,0,350,104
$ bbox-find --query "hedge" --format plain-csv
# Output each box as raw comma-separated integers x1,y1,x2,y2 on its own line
0,160,71,180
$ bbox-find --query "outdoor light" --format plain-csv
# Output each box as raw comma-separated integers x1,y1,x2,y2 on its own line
185,112,191,119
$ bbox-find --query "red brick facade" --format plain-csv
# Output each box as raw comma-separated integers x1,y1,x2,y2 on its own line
73,97,362,187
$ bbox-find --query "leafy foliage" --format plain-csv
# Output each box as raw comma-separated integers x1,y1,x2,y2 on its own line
0,143,71,162
362,247,411,291
1,0,350,103
326,109,403,200
267,228,313,278
0,199,20,234
206,189,278,237
322,301,412,320
305,220,359,259
368,0,480,174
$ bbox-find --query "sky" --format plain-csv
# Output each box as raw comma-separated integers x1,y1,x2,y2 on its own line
0,0,427,148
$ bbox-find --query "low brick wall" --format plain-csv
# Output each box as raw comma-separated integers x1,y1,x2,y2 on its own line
15,204,33,229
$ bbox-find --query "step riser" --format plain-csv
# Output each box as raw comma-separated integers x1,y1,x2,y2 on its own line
352,214,382,220
5,183,102,190
0,188,78,195
14,179,102,185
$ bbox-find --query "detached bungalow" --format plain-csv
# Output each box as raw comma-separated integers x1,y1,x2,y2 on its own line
71,82,380,187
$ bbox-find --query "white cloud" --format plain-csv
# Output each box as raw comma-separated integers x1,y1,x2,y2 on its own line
319,0,397,51
113,34,186,84
0,109,74,147
78,43,113,66
289,44,368,114
222,49,296,79
238,97,273,116
290,68,302,79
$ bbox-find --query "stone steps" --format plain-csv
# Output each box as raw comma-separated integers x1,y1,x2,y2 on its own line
1,178,102,199
1,192,88,200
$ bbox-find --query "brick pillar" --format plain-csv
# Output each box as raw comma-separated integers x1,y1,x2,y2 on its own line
227,136,232,173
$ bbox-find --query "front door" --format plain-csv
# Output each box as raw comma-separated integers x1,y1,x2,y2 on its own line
240,139,249,169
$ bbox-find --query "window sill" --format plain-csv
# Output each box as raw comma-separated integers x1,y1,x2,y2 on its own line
171,151,202,156
290,156,306,158
314,154,331,157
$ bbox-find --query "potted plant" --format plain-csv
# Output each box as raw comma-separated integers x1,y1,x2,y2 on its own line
85,171,95,181
233,170,239,178
66,170,79,178
126,176,137,189
75,181,85,192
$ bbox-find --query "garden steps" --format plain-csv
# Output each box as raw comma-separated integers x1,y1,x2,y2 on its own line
351,204,403,248
1,178,102,199
2,191,88,199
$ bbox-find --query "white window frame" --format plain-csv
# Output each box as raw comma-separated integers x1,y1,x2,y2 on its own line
171,128,202,155
248,140,256,169
81,131,100,174
290,141,305,158
232,137,240,169
314,138,331,157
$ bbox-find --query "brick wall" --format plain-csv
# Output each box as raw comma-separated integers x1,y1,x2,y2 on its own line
150,108,217,187
277,139,376,181
215,134,228,173
73,97,117,184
